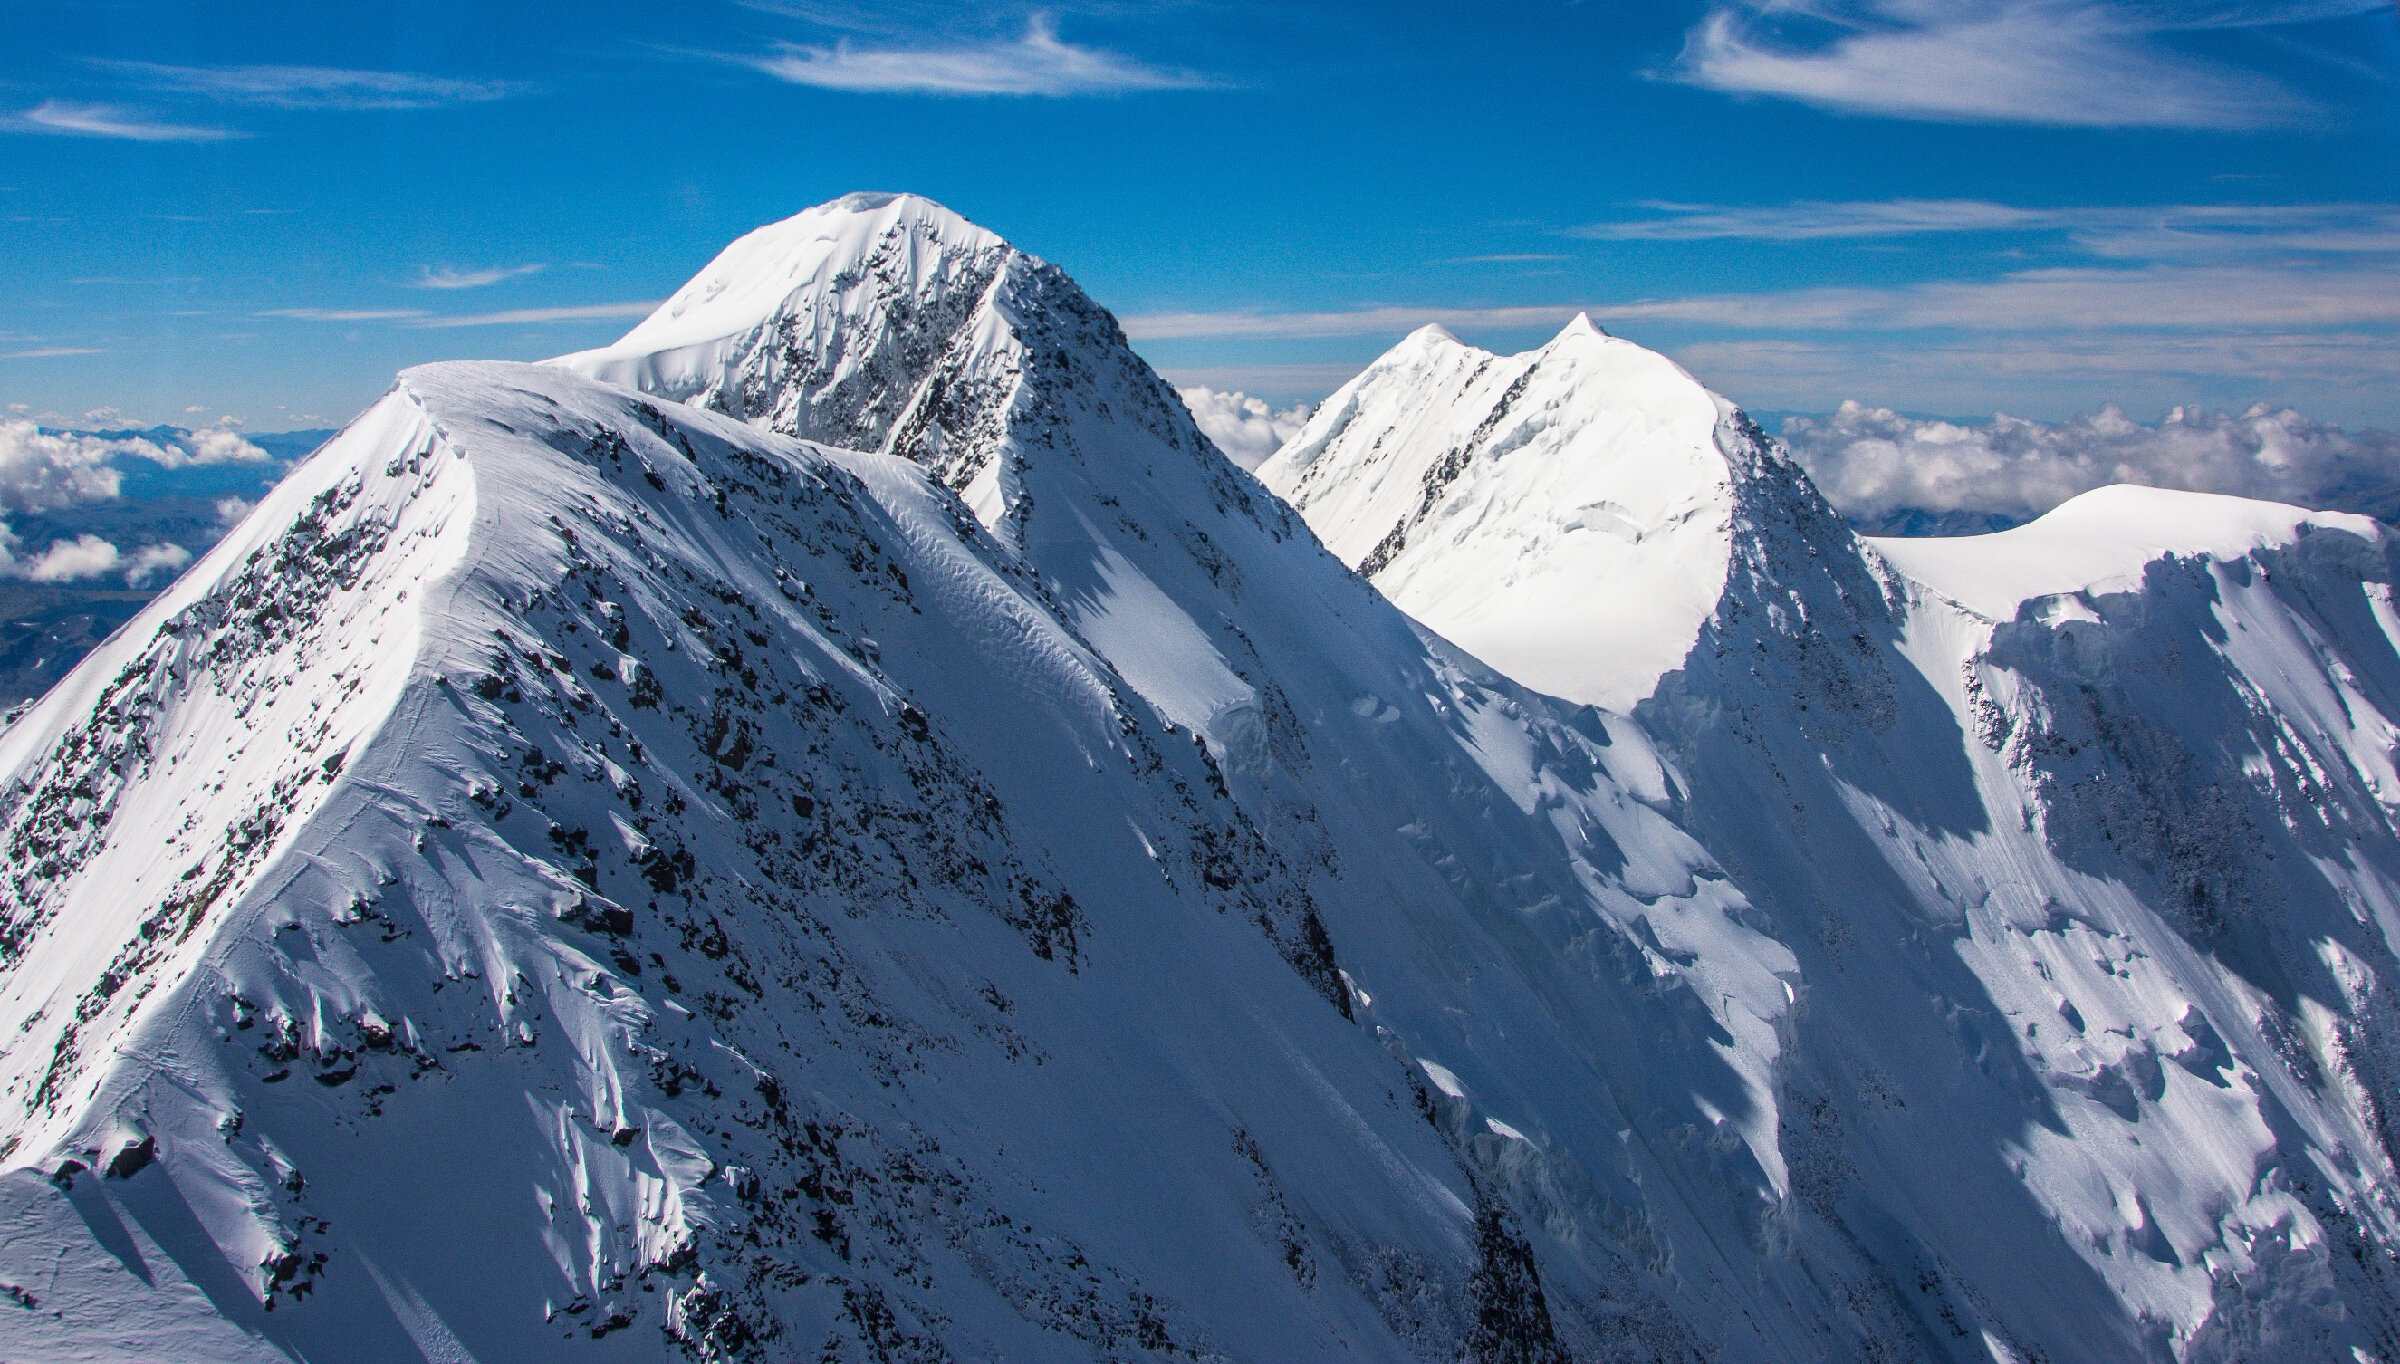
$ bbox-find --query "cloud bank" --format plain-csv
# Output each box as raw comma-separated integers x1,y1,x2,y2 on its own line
1178,388,1313,470
0,419,268,512
1780,400,2400,527
0,529,192,586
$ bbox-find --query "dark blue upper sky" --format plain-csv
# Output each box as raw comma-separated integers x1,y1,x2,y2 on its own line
3,0,2396,429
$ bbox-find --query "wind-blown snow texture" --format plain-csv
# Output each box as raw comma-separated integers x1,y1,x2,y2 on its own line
2,193,2396,1362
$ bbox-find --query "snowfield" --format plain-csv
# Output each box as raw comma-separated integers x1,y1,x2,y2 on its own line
1,193,2396,1362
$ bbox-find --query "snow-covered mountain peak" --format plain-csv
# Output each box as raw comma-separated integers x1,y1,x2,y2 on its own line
1871,483,2385,620
1553,310,1607,340
557,191,1264,550
1259,319,1746,710
572,192,1001,366
554,191,1013,457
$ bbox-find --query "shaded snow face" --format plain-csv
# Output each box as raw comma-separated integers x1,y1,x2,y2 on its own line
1270,307,2400,1357
0,363,1443,1359
1258,317,1741,713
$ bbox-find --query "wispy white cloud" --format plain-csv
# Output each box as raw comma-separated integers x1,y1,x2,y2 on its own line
1675,332,2400,387
745,14,1205,95
259,307,431,322
1177,388,1314,470
1577,199,2058,241
406,301,661,328
1672,0,2378,128
96,61,518,110
0,347,105,360
412,263,547,290
1574,199,2400,253
253,300,657,327
1129,264,2400,340
1601,265,2400,332
2,100,242,142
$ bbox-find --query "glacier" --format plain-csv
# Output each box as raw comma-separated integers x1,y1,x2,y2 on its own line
0,192,2394,1362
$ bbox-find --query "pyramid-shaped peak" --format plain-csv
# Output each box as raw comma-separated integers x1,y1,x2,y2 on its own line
562,193,1009,372
1552,311,1610,342
1260,317,1747,710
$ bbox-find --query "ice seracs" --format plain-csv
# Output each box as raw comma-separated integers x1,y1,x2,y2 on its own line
1260,313,1737,711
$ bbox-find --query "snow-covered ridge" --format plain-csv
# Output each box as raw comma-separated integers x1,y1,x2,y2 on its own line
7,191,2400,1361
0,387,470,1158
1869,482,2382,620
0,204,1791,1361
1259,314,1740,711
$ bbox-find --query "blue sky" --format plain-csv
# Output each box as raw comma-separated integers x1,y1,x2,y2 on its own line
2,0,2397,432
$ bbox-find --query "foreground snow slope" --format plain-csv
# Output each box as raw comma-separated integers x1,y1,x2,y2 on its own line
0,359,1627,1362
3,193,2397,1363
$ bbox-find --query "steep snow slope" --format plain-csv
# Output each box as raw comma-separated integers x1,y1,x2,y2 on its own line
0,197,1821,1363
561,193,1835,1359
1276,321,2400,1360
10,191,2400,1363
0,361,1592,1361
1258,316,1736,712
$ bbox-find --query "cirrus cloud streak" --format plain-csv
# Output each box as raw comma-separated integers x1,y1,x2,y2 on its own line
744,15,1205,95
93,61,519,110
2,100,241,142
1123,265,2400,340
1671,0,2384,129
